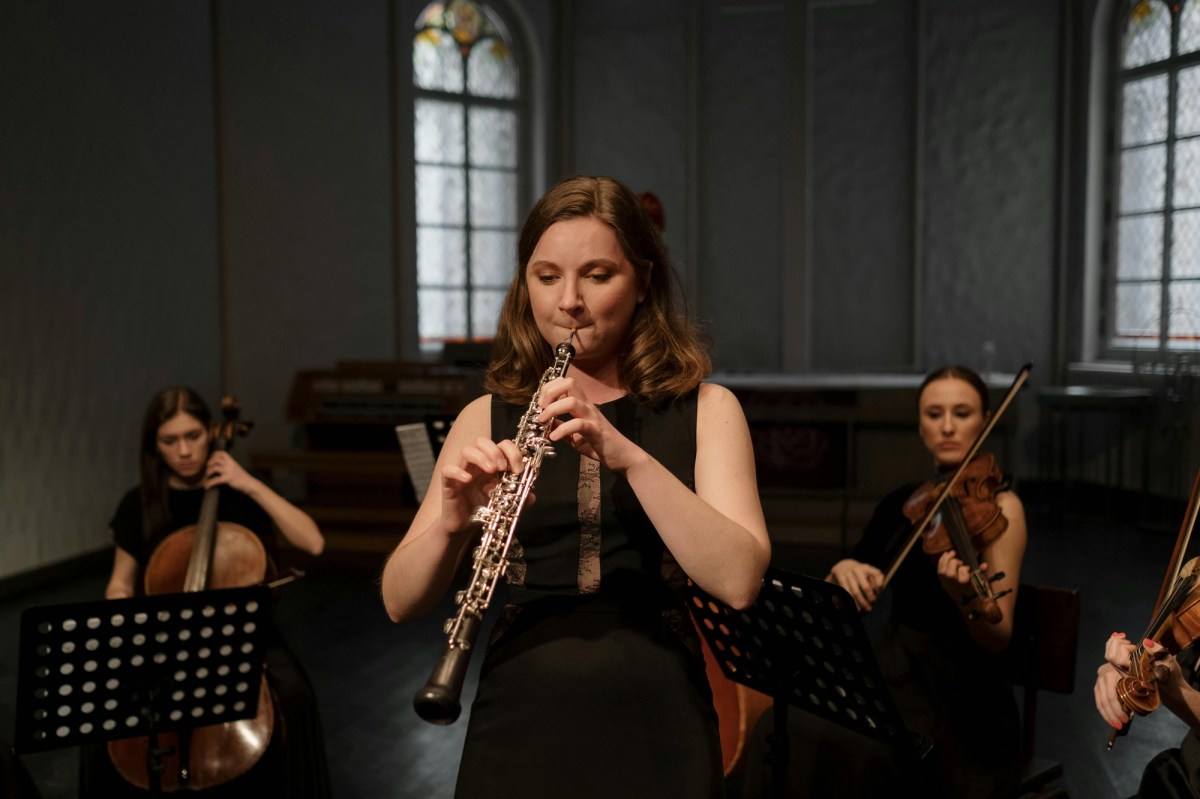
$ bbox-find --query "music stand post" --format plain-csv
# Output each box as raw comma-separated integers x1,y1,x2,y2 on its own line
688,568,931,799
14,585,271,795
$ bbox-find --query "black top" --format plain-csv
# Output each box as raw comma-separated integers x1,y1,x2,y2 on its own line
851,480,1022,797
110,485,276,566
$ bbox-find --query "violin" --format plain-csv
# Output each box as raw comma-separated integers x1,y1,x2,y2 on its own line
902,453,1012,624
1115,557,1200,719
107,397,277,792
1107,467,1200,749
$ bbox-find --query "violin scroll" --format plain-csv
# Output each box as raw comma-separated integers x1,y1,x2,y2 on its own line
213,396,254,447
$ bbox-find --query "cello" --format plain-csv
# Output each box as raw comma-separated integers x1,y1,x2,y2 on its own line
693,613,772,777
107,397,277,791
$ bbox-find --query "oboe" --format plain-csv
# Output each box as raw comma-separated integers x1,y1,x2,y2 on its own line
413,332,576,724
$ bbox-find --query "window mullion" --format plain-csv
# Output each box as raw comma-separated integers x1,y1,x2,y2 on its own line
461,49,474,343
1163,8,1182,351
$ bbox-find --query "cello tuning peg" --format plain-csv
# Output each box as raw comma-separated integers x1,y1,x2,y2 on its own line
989,571,1006,584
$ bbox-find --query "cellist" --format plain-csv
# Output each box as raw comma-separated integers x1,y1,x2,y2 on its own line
80,386,331,798
744,365,1028,798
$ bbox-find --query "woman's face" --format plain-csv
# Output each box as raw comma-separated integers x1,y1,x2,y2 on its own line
525,216,646,367
918,377,987,468
156,411,209,486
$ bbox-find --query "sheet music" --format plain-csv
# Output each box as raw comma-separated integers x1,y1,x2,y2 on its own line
395,423,436,503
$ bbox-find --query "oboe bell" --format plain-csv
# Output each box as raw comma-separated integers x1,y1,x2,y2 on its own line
413,613,481,724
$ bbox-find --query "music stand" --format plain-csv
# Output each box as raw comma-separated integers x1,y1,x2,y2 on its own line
688,567,931,798
13,585,271,794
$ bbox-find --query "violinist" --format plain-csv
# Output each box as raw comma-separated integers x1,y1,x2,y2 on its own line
835,365,1027,796
753,365,1027,798
1095,622,1200,795
80,386,331,798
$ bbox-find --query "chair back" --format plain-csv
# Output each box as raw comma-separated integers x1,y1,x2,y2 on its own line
1003,583,1081,798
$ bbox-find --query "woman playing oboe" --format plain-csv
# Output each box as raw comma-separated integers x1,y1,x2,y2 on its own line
381,175,770,798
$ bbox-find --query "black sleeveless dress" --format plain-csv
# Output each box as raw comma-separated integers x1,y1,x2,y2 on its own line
453,392,722,799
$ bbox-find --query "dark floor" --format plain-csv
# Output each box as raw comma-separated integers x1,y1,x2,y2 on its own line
0,485,1193,798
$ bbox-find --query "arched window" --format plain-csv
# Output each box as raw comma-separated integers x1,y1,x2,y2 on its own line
1106,0,1200,354
413,0,523,354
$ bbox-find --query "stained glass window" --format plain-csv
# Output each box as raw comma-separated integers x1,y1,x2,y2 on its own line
1110,0,1200,351
413,0,521,352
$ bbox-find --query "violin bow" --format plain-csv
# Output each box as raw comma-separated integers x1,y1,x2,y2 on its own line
880,362,1033,590
1130,466,1200,671
1153,467,1200,614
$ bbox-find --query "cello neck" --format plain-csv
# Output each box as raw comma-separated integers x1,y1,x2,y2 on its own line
183,486,222,592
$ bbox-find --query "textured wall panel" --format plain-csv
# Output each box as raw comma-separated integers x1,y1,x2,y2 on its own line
920,0,1059,373
0,2,221,579
700,4,787,371
809,0,916,371
571,0,691,280
219,0,397,453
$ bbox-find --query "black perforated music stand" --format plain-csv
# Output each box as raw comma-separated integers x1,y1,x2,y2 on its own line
13,586,271,794
688,567,931,798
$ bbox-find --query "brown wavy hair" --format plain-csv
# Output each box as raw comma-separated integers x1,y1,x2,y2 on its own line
484,176,711,406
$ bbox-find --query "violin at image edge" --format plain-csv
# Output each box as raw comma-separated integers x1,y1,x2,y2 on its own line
1116,557,1200,720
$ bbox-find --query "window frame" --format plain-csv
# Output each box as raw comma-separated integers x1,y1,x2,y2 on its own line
1101,0,1200,359
407,0,532,358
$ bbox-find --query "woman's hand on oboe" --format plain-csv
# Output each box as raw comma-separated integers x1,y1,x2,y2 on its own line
439,437,524,536
538,376,646,475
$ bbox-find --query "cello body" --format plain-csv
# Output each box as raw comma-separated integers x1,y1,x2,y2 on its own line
107,691,275,792
144,521,269,595
693,614,772,776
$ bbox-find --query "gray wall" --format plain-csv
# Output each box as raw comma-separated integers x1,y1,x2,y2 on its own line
1,2,222,579
218,0,398,454
568,0,1061,375
0,0,1093,579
